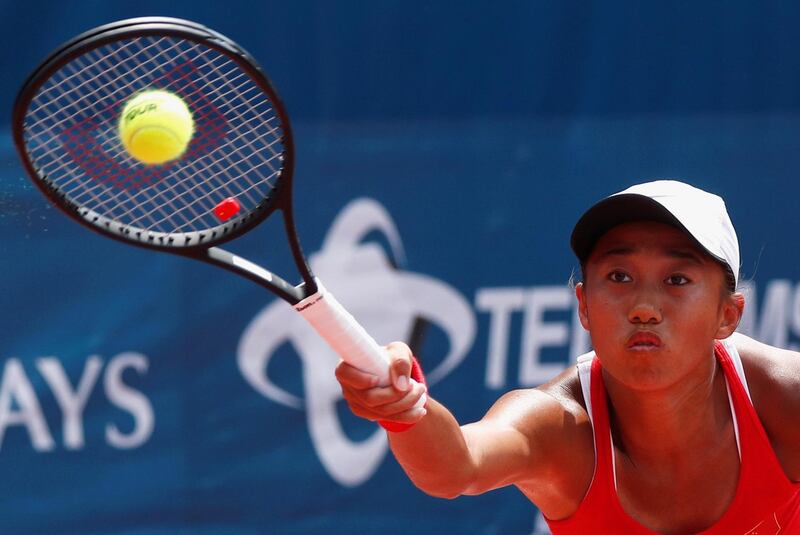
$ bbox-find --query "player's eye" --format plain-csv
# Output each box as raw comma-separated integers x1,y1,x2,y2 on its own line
666,274,690,286
608,270,632,283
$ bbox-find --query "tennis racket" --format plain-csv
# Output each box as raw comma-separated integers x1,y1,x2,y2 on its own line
12,17,408,392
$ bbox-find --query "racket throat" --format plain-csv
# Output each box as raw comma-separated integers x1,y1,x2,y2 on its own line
202,247,304,303
281,203,318,296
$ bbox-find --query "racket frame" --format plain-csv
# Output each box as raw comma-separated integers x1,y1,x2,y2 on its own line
13,17,316,304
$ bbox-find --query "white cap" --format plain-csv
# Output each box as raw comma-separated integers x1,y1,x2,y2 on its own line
570,180,740,288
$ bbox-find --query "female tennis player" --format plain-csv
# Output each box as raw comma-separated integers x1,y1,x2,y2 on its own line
336,180,800,533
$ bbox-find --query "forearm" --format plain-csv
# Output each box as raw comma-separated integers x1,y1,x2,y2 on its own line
387,397,475,499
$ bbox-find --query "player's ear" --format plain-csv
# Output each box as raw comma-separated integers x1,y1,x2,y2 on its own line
716,292,745,339
576,282,590,330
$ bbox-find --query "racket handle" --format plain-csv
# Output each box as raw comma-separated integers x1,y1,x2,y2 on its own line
294,278,392,384
295,278,427,413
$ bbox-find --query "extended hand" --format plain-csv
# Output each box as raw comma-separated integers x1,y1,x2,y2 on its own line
336,341,428,426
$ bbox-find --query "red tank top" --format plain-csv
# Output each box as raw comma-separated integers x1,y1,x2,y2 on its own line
546,340,800,534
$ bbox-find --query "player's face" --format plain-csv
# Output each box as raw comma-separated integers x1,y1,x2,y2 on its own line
575,222,743,391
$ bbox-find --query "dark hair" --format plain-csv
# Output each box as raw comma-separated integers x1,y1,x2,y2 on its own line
722,265,737,294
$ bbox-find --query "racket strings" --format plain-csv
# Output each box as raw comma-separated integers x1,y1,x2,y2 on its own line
52,43,207,232
71,94,282,237
105,41,269,222
44,54,260,213
27,36,225,208
22,33,287,240
29,40,178,179
37,36,282,224
30,37,187,135
32,40,216,233
118,42,282,229
70,42,240,230
110,93,284,232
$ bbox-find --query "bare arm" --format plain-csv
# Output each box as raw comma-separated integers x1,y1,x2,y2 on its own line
336,342,592,506
386,389,564,499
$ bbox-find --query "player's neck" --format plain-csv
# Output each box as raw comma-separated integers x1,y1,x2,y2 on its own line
603,358,733,465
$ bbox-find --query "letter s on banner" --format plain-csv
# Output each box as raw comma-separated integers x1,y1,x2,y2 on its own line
104,352,154,449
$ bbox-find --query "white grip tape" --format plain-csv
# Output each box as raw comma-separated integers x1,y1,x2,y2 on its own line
295,279,391,385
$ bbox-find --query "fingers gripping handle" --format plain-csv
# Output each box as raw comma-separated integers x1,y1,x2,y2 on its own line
294,278,391,385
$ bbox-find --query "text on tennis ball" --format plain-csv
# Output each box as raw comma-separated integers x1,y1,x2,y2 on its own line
119,90,195,165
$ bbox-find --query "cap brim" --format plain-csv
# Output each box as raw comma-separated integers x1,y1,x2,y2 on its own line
570,194,686,263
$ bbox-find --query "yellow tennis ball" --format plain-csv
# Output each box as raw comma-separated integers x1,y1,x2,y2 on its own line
119,90,194,165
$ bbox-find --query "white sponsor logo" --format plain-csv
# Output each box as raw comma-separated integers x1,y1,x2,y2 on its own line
238,198,475,486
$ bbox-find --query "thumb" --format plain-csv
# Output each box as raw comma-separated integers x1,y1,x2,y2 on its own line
387,343,413,392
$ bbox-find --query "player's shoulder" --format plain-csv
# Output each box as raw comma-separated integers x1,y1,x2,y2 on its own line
538,363,591,420
487,364,590,432
485,365,595,515
732,332,800,393
733,332,800,411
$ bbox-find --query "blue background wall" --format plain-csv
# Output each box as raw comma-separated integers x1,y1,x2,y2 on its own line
3,2,800,534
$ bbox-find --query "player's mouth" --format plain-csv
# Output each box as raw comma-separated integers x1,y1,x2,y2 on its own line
626,332,663,351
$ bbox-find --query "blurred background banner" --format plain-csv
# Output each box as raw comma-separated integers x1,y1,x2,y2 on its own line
2,1,800,534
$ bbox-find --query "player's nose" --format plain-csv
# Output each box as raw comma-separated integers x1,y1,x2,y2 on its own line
627,289,663,325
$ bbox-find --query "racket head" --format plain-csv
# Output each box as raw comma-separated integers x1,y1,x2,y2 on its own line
13,17,295,251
